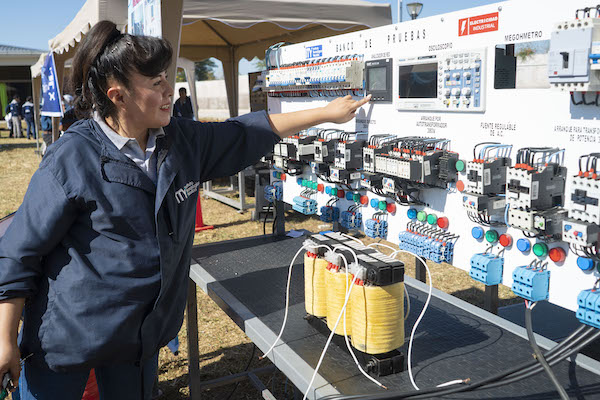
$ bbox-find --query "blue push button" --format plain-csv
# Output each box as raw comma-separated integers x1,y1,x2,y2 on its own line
325,186,332,195
577,257,595,271
517,238,531,252
370,198,380,208
564,224,572,231
578,232,583,237
407,208,418,219
471,227,484,240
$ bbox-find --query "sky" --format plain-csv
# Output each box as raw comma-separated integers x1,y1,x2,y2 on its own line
3,0,501,77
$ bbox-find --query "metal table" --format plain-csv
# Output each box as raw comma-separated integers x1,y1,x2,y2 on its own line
186,234,600,399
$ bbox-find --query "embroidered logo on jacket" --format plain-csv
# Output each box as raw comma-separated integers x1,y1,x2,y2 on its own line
175,181,200,204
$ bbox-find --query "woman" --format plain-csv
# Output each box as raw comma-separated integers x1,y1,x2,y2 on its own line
0,20,369,399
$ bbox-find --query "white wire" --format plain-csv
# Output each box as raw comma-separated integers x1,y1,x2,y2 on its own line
367,242,397,254
340,232,364,245
332,245,359,264
392,249,433,391
436,379,466,388
260,244,331,360
338,255,387,390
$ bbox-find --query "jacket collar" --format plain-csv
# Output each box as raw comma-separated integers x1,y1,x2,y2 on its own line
155,120,182,213
89,120,157,195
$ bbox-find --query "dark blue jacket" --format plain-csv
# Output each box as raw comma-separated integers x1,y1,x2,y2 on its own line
21,101,35,121
0,112,279,371
8,101,20,116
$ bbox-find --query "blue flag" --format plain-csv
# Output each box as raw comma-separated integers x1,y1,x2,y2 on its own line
41,53,63,117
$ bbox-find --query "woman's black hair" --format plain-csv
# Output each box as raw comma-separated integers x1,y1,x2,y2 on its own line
69,20,172,121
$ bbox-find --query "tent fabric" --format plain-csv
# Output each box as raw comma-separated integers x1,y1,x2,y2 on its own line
47,0,127,56
30,53,46,79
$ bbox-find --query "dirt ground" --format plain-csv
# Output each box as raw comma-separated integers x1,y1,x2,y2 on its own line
0,126,522,399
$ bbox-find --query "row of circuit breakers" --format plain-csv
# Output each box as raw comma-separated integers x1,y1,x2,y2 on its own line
262,11,600,329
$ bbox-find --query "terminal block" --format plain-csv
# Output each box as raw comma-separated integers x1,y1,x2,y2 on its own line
340,210,362,230
508,208,567,239
292,196,317,215
397,223,457,264
264,183,283,203
365,219,388,239
576,289,600,329
469,253,503,286
511,263,550,302
319,206,340,223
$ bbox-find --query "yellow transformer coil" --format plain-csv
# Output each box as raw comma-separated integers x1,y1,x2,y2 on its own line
325,269,353,335
351,281,404,354
304,253,328,317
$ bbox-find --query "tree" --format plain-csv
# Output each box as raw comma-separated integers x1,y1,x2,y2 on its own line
254,58,266,71
175,59,218,82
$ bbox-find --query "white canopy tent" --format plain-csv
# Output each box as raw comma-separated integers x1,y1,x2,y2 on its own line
177,0,392,117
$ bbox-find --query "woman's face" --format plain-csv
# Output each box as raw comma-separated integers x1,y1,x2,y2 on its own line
123,70,173,129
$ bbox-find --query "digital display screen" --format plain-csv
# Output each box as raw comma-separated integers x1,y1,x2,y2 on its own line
398,63,438,98
368,67,387,91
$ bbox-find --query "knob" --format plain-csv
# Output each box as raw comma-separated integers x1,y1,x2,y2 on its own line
463,71,472,79
443,88,451,96
451,88,461,96
461,87,472,96
453,72,461,79
444,73,451,79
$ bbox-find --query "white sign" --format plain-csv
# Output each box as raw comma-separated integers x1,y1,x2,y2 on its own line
128,0,162,37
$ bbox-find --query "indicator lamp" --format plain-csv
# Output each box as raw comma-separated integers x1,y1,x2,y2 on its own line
407,208,418,219
312,182,318,190
346,192,353,201
471,227,484,240
370,199,379,209
532,243,548,257
317,184,324,192
517,238,531,252
417,211,427,222
297,178,303,185
499,234,512,247
548,247,566,263
387,203,396,213
485,230,498,243
360,195,369,205
456,181,465,192
427,214,438,225
325,186,332,195
337,189,345,198
455,160,466,172
378,201,387,211
437,217,449,229
273,171,278,178
353,193,361,203
577,257,595,271
281,173,286,181
331,188,338,196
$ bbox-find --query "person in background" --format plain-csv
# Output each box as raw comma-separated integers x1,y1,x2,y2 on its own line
21,97,36,140
60,108,78,133
172,87,194,119
40,114,52,156
8,95,22,138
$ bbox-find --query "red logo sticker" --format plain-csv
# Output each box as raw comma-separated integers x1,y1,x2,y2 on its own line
458,12,499,36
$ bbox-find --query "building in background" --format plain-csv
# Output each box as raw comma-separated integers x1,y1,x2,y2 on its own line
0,44,43,117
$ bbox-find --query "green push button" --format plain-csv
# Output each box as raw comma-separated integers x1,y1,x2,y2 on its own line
312,181,318,190
427,214,438,225
533,243,548,257
378,201,387,211
485,230,498,243
353,193,361,202
456,160,466,172
417,211,427,222
331,188,338,196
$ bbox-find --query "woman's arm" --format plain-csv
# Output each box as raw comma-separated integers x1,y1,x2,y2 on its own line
268,95,371,139
0,298,24,390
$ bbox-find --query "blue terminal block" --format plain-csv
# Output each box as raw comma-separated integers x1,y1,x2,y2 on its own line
292,196,317,215
340,211,362,230
469,254,504,286
364,219,388,239
511,265,550,302
398,231,455,264
576,289,600,329
319,206,340,223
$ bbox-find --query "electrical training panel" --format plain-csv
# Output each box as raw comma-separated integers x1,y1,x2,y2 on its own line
262,0,600,315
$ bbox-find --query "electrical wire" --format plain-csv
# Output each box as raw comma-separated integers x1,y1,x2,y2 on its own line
260,243,332,360
263,203,273,236
525,302,569,400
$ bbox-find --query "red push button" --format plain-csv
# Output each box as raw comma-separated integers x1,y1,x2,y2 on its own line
360,195,369,205
387,203,396,214
437,217,449,229
456,180,465,192
499,234,513,247
317,183,324,192
337,189,345,198
549,247,566,263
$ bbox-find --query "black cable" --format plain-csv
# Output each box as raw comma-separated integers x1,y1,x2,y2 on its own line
525,304,573,400
224,344,257,400
571,92,583,106
320,325,598,400
263,203,272,236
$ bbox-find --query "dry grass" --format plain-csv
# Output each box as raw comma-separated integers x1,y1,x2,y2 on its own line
0,127,520,399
